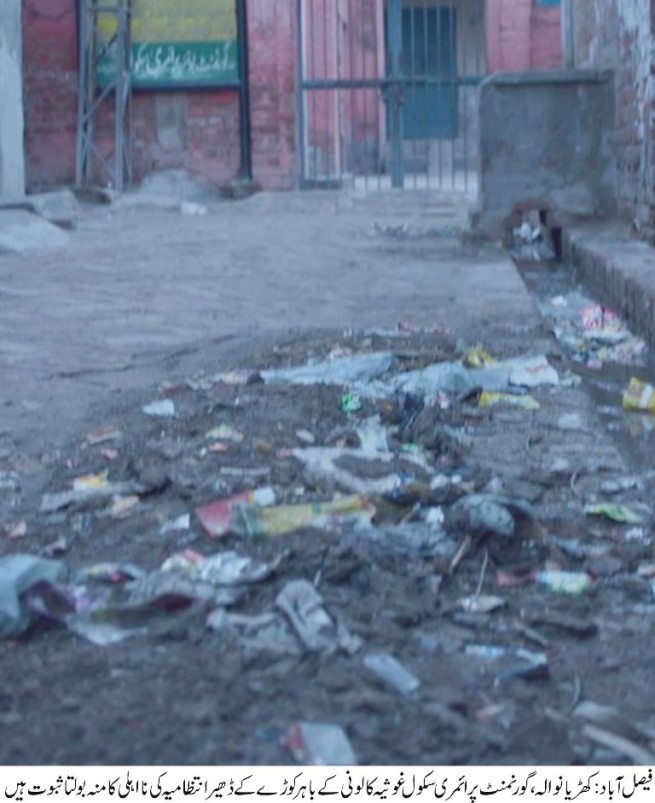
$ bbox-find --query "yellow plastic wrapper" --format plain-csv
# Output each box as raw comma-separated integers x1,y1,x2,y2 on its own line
197,493,375,539
478,391,540,411
623,377,655,412
464,347,494,368
72,470,109,491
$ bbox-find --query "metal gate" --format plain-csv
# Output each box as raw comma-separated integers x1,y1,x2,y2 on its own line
296,0,484,191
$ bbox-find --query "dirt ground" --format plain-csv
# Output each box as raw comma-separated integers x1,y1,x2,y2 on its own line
1,188,655,766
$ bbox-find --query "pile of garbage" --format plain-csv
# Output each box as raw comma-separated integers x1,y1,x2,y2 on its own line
538,291,646,370
2,327,655,764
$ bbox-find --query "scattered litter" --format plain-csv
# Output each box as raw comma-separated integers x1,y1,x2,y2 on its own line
108,495,139,518
292,447,412,496
445,494,537,539
262,352,394,387
161,549,274,586
478,392,540,411
5,520,27,539
283,721,357,765
0,554,67,638
276,580,361,654
42,537,68,558
464,347,494,368
623,378,655,412
363,652,420,696
584,504,643,524
197,491,373,539
508,355,559,388
206,442,230,455
143,399,176,417
600,477,641,495
347,523,456,561
40,480,143,513
546,293,646,368
207,610,300,657
459,594,505,614
341,393,363,413
87,427,122,445
356,416,389,453
534,570,593,595
101,448,119,461
465,644,549,682
205,424,244,443
211,370,253,386
523,611,598,638
295,429,315,445
73,471,108,492
160,514,191,534
79,562,144,584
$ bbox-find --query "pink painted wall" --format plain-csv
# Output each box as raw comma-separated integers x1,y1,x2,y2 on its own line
486,0,561,73
301,0,383,179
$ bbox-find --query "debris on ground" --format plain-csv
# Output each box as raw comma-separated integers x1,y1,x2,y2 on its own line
2,327,655,765
538,292,646,369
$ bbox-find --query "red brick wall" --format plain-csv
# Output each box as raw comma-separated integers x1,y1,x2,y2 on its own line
22,0,297,191
22,0,78,188
486,0,561,73
530,6,561,69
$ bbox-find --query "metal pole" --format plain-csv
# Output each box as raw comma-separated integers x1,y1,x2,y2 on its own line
387,0,403,188
75,0,89,187
237,0,253,181
114,0,126,190
296,0,307,186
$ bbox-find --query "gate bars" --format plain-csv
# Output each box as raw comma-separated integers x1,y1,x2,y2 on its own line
75,0,253,191
296,0,484,191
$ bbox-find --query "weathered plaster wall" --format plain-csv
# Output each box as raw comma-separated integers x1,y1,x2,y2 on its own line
22,0,297,191
477,70,616,237
0,0,25,198
571,0,653,234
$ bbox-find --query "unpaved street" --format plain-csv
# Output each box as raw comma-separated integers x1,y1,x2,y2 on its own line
2,190,655,765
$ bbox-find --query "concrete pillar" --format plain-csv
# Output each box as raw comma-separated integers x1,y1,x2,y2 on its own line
0,0,25,199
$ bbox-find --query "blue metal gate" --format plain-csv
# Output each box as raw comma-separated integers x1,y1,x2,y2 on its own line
296,0,484,190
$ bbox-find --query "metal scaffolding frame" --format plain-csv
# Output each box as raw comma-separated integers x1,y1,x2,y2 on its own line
75,0,132,191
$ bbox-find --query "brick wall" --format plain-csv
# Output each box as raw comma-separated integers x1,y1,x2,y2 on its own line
486,0,561,73
22,0,78,188
572,0,654,235
22,0,297,191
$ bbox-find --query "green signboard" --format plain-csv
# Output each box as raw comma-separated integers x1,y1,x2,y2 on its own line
98,0,239,88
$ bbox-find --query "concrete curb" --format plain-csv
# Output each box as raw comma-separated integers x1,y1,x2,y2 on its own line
563,223,655,347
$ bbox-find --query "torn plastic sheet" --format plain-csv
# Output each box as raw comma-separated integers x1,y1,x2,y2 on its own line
2,550,277,645
445,494,537,539
207,610,302,658
345,523,457,561
261,352,394,387
0,554,67,638
261,351,557,400
276,579,361,654
292,447,419,496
